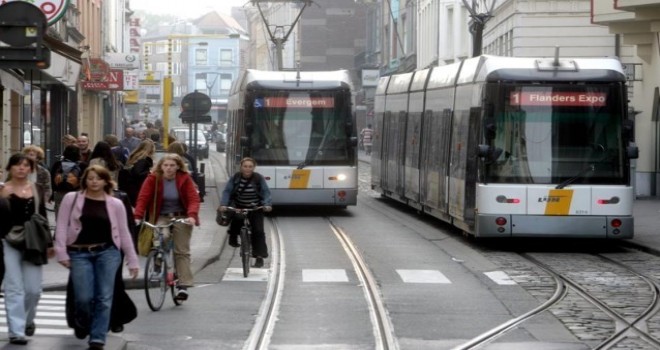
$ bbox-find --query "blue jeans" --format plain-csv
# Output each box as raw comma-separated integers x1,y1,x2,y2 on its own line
2,240,42,338
69,245,121,345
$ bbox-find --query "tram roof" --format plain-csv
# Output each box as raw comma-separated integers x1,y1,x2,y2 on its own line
471,55,627,83
241,69,354,91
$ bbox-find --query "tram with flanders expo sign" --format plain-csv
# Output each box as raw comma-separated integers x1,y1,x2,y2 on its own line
226,69,358,207
373,54,639,238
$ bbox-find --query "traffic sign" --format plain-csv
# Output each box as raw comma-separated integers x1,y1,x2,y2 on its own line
181,91,212,115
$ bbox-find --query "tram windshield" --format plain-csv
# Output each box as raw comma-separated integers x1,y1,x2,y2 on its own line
485,84,626,185
247,90,353,166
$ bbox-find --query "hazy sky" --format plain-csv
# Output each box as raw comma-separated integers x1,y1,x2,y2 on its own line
131,0,249,18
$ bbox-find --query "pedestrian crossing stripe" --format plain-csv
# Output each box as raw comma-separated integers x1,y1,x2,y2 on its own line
0,293,73,336
221,268,519,286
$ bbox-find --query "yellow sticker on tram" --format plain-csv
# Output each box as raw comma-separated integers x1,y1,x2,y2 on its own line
289,169,311,189
544,189,574,215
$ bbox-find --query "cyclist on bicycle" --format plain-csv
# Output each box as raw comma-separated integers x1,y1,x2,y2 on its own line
219,157,272,268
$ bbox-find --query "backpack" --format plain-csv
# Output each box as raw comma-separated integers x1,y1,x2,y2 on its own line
53,160,81,191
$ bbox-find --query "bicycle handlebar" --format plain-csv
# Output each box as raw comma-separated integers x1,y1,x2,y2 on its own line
140,218,190,229
225,206,263,214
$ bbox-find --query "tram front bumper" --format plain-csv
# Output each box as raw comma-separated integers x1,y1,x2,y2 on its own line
476,214,634,239
270,188,357,206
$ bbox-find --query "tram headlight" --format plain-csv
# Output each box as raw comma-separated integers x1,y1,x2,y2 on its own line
329,174,347,181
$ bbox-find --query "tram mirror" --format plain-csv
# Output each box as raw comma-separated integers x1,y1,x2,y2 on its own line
483,118,496,140
477,144,503,164
622,119,634,140
477,144,491,158
240,136,251,147
245,121,254,133
627,145,639,159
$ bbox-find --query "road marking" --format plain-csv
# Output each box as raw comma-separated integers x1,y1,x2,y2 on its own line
484,271,517,285
0,292,73,335
302,269,349,282
396,269,451,284
222,267,269,282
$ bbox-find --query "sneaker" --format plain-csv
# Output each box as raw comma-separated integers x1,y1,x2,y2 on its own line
228,235,240,248
25,322,35,336
9,337,28,345
175,287,188,301
254,257,264,268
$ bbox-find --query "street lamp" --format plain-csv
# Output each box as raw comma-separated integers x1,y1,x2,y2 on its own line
462,0,498,57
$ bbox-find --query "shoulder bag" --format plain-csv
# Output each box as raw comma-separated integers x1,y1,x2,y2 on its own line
137,177,158,256
6,183,45,249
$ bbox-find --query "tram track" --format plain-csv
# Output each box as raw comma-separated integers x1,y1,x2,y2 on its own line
458,251,660,349
242,216,399,349
326,218,399,350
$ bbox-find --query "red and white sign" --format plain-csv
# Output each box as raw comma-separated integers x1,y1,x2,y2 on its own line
509,91,607,107
263,97,335,108
5,0,69,26
81,70,124,91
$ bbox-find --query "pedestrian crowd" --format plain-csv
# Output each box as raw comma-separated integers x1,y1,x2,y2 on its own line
0,126,203,350
0,125,274,349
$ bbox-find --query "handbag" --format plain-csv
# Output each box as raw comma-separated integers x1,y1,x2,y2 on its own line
137,177,159,256
6,183,42,249
6,225,25,248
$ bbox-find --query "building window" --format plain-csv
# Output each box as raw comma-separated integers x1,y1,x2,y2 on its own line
219,73,232,95
219,49,233,66
195,73,208,94
195,48,208,66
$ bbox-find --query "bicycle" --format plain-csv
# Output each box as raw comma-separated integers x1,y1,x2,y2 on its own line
226,206,263,277
140,218,190,311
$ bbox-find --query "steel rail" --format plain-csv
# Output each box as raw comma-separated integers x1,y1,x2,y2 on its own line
243,217,285,350
327,218,399,350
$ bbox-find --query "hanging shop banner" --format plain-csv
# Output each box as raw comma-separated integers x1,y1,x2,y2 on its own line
5,0,70,26
81,69,124,91
105,53,140,69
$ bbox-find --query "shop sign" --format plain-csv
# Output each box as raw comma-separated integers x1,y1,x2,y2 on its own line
81,58,110,81
81,69,123,91
362,69,379,87
104,53,140,69
5,0,69,26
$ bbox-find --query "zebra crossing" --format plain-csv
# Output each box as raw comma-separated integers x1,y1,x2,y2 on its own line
222,268,519,285
0,293,72,335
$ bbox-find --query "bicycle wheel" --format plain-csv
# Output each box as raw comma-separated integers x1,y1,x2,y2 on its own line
240,226,251,277
144,249,168,311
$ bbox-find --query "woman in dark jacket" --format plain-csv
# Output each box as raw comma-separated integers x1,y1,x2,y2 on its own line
118,140,155,205
0,153,54,345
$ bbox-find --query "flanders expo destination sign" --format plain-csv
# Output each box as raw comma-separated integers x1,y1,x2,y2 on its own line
6,0,69,26
509,91,607,107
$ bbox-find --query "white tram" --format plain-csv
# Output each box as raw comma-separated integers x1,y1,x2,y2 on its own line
226,69,358,207
373,55,639,238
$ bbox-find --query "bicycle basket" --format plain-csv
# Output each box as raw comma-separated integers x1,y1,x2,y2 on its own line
216,211,232,226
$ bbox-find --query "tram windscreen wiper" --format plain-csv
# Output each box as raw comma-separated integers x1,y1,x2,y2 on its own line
297,162,306,169
555,164,595,189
